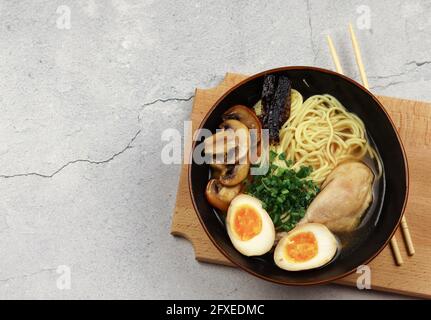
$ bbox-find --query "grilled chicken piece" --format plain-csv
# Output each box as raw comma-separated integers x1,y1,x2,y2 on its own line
299,161,374,233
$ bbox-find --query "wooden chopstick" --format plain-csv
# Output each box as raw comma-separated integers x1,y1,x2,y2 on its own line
401,216,415,255
326,25,415,265
348,23,370,89
390,237,404,266
348,23,415,259
326,35,344,75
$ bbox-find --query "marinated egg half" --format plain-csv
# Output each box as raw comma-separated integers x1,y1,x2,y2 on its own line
226,194,275,256
274,223,338,271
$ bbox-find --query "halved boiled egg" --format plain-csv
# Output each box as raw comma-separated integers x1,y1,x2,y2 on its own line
226,194,275,256
274,223,338,271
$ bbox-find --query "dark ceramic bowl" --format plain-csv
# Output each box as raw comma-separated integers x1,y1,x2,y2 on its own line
188,66,409,285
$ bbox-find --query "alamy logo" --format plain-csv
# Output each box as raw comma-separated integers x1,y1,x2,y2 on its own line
56,5,71,30
56,265,71,290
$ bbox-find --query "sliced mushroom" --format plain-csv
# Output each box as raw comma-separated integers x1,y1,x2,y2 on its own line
210,163,227,179
219,119,249,163
210,163,227,171
219,163,250,186
204,130,236,157
222,105,262,142
248,140,261,165
205,179,242,211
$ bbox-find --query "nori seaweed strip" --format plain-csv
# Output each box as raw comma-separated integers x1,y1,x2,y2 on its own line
271,76,291,137
260,75,276,127
262,75,276,102
260,75,292,144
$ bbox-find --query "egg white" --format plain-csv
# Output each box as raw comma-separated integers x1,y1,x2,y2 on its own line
226,194,275,257
274,223,338,271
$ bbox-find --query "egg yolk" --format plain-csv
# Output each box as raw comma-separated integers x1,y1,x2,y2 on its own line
233,206,262,241
286,232,318,262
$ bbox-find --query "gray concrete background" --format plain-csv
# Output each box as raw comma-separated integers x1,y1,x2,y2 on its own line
0,0,429,299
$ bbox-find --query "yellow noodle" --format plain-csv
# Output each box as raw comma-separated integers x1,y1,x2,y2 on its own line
276,90,381,185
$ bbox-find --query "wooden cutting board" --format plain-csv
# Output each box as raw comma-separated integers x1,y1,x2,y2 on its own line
171,73,431,298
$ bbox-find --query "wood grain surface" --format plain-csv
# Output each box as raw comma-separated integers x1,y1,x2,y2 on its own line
171,73,431,298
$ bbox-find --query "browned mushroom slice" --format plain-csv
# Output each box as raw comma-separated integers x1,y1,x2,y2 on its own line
222,105,262,142
204,130,236,157
210,163,227,171
248,141,261,165
205,179,242,211
219,163,250,186
209,163,227,179
219,119,249,163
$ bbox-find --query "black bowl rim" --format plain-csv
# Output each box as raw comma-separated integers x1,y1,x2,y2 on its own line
188,66,410,286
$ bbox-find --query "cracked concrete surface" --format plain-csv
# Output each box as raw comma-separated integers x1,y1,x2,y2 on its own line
0,129,141,178
140,96,195,109
0,0,429,299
